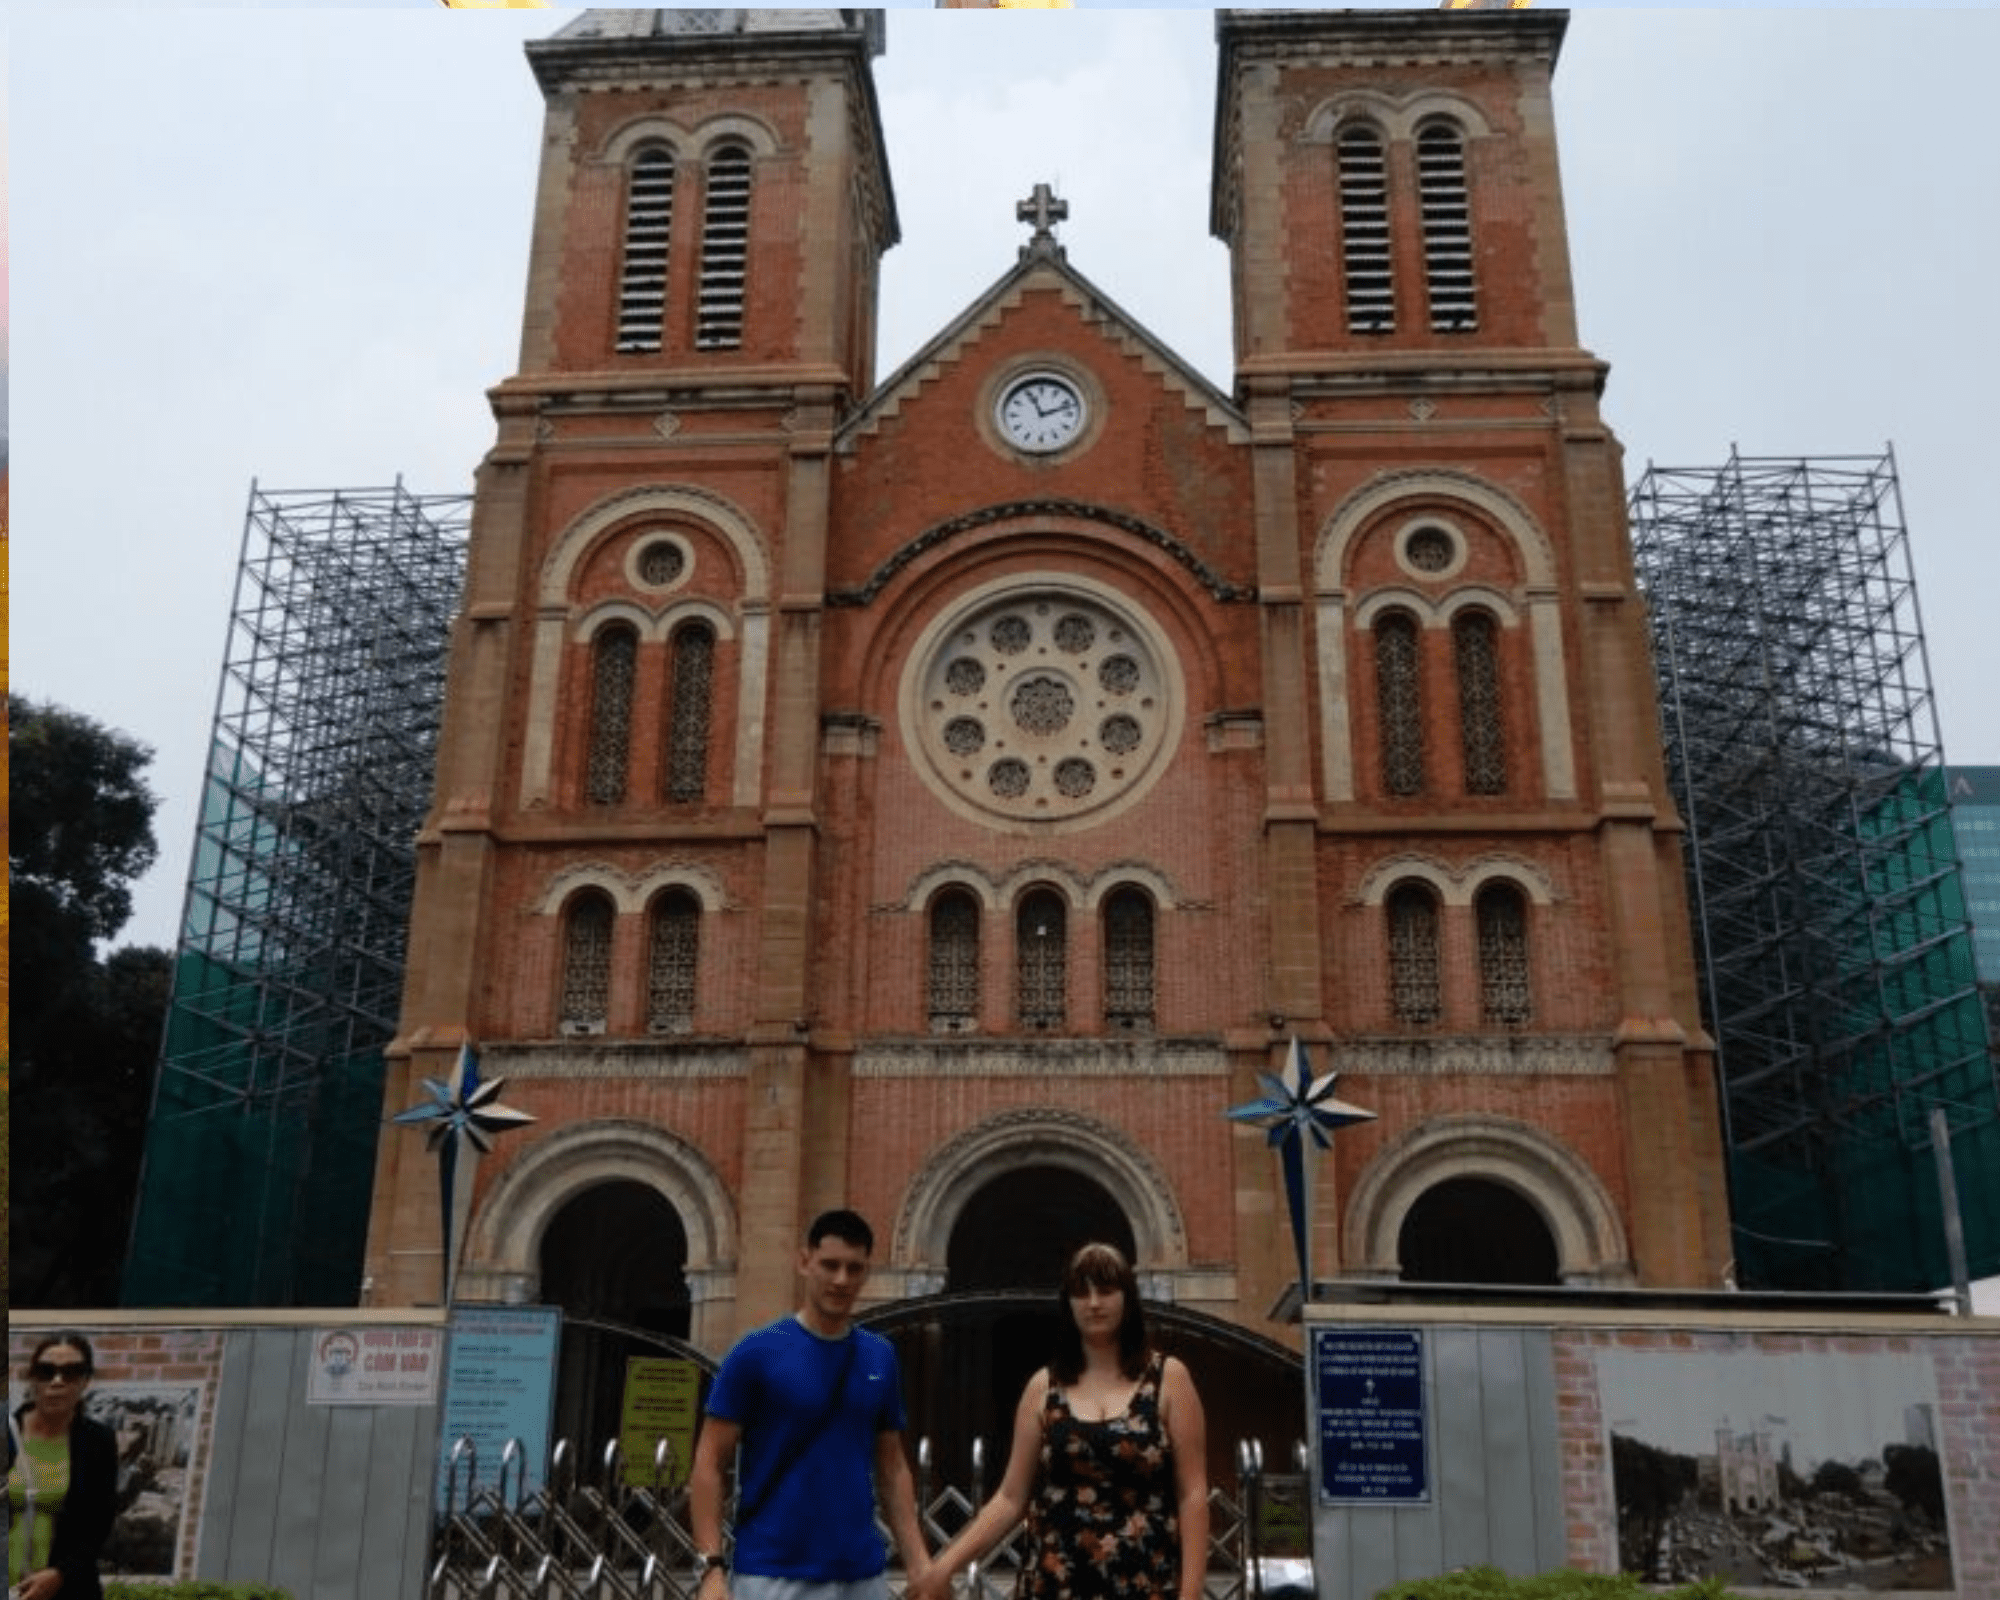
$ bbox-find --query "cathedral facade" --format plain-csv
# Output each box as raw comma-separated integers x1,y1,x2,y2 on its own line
363,7,1731,1364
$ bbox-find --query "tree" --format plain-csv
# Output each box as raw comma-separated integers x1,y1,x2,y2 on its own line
8,695,169,1306
1883,1443,1945,1524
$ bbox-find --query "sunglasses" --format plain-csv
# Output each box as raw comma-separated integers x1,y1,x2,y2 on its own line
30,1361,91,1383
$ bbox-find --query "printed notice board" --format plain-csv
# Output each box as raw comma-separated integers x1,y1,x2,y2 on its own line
1312,1327,1430,1505
435,1304,562,1511
621,1358,703,1488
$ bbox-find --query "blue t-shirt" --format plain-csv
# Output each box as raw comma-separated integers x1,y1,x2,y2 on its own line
705,1317,907,1579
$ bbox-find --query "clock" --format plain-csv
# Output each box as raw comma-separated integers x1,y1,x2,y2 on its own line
997,371,1087,453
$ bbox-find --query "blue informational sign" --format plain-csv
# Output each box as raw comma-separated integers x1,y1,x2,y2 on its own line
435,1305,563,1513
1312,1328,1429,1505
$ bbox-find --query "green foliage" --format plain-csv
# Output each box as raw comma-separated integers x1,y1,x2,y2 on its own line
8,695,169,1307
105,1585,295,1600
1372,1567,1739,1600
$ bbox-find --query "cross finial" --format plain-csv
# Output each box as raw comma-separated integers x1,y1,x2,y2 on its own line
1016,182,1068,261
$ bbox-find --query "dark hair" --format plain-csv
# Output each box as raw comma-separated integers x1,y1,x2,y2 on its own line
807,1208,875,1255
26,1331,97,1376
1049,1242,1149,1384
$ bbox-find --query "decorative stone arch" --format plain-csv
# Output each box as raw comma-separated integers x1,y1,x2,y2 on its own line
902,864,1005,916
996,860,1092,911
1080,864,1178,914
893,1109,1189,1279
1438,586,1521,628
652,599,737,647
1356,852,1557,909
462,1118,739,1303
1303,92,1494,148
523,485,772,811
633,862,731,915
1355,588,1441,632
689,115,782,163
1341,1114,1633,1285
572,600,656,644
599,117,696,168
1313,469,1574,804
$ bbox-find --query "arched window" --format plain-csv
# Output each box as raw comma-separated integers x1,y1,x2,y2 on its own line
587,624,638,805
1103,887,1156,1033
560,890,615,1035
696,144,752,349
1337,124,1394,334
1417,122,1477,332
647,889,701,1035
616,147,675,353
1375,610,1425,797
1477,883,1531,1025
1454,609,1507,795
1016,888,1068,1032
927,890,981,1034
665,621,714,804
1387,882,1441,1026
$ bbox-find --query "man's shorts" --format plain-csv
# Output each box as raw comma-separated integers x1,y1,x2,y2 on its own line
734,1575,891,1600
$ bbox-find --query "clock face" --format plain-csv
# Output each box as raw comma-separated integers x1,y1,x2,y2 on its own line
997,373,1087,453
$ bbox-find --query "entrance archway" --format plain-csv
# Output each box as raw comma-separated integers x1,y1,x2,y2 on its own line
946,1164,1136,1291
540,1180,692,1445
1397,1176,1562,1286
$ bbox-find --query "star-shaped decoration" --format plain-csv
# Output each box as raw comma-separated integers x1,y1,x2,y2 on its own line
393,1044,534,1303
1227,1036,1376,1304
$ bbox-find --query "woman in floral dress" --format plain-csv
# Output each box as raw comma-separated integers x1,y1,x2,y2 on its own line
917,1244,1209,1600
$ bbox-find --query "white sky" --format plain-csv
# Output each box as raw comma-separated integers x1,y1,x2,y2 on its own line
10,6,2000,960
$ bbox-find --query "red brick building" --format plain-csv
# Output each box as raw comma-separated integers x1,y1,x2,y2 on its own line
363,7,1731,1416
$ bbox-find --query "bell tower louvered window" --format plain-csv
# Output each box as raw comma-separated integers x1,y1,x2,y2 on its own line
647,889,701,1035
1338,125,1394,334
560,891,615,1035
1388,883,1442,1027
1016,889,1068,1032
1418,122,1477,332
1103,887,1156,1033
696,144,752,349
1375,611,1425,798
616,148,674,353
1477,884,1532,1026
587,624,637,806
665,621,714,804
1454,610,1507,795
927,890,981,1034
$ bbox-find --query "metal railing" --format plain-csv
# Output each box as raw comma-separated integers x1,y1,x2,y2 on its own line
429,1434,1280,1600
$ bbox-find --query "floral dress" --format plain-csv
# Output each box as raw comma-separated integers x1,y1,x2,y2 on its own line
1017,1353,1181,1600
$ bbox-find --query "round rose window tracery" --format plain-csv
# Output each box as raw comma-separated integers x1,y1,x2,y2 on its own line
908,585,1180,828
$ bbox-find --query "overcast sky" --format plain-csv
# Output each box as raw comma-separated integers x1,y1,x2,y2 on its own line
11,7,2000,960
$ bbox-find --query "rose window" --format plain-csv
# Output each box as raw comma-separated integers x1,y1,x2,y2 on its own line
907,585,1181,827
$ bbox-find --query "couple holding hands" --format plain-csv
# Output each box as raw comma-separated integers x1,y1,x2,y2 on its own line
691,1211,1209,1600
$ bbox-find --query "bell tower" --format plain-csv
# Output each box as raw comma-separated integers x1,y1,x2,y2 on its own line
364,9,897,1317
1212,9,1731,1289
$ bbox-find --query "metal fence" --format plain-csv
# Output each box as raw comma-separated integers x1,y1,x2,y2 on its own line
431,1435,1278,1600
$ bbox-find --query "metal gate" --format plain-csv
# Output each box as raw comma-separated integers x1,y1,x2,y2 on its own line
431,1434,1281,1600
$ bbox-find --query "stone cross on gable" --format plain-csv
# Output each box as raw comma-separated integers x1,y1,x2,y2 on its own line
1016,182,1068,261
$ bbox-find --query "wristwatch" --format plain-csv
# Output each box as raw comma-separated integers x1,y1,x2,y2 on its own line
697,1554,729,1581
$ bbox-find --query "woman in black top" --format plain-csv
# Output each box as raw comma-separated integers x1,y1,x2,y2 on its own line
8,1332,118,1600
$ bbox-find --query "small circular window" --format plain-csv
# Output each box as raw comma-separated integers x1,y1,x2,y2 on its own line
1395,521,1465,582
632,534,693,591
904,579,1182,830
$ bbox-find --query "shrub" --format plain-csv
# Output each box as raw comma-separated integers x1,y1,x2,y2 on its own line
105,1583,296,1600
1373,1568,1738,1600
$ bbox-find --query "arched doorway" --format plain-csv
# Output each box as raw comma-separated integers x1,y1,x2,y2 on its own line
1397,1176,1561,1286
540,1180,694,1445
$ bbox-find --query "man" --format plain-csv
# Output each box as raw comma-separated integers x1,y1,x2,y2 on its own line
690,1211,931,1600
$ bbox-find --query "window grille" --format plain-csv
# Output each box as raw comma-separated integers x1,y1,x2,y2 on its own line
1103,888,1155,1033
1454,610,1507,795
560,892,615,1034
616,149,674,353
1388,884,1442,1026
1477,885,1532,1025
1016,889,1068,1031
647,890,701,1034
696,145,752,349
1338,125,1395,334
666,622,714,804
1375,611,1425,797
1418,123,1477,332
928,891,981,1033
587,625,637,805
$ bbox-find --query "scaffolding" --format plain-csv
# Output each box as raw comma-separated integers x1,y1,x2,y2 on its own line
1630,450,1999,1292
125,484,469,1306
